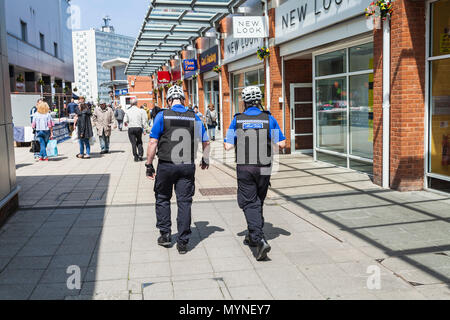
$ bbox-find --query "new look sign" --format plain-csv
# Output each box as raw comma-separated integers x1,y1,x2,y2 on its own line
275,0,367,45
233,16,267,39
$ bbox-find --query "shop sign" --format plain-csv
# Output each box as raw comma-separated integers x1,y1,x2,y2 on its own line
275,0,368,45
114,89,129,96
223,36,264,63
182,59,198,72
171,67,181,81
200,46,218,73
233,16,267,39
157,71,171,84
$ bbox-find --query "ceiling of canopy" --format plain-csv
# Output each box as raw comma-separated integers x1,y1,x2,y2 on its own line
126,0,247,76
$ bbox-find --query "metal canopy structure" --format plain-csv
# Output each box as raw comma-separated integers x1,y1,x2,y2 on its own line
126,0,246,77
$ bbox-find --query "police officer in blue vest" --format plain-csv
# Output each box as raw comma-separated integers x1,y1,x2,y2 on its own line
145,85,210,254
224,86,286,261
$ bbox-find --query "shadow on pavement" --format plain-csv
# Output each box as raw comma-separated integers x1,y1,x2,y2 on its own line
171,221,225,251
0,174,110,299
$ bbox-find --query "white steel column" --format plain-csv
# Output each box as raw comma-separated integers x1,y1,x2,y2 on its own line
217,33,224,140
382,20,391,189
263,0,271,111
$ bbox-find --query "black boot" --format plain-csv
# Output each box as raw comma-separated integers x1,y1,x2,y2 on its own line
176,242,188,254
157,233,171,247
244,234,258,247
256,239,271,261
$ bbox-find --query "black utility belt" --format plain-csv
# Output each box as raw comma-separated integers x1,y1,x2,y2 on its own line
236,164,272,168
158,160,195,165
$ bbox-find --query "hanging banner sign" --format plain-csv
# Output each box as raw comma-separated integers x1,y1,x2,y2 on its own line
200,46,218,73
171,67,181,81
157,71,171,84
233,16,267,39
182,59,198,72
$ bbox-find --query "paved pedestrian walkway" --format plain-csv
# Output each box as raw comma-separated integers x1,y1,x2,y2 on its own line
1,129,449,299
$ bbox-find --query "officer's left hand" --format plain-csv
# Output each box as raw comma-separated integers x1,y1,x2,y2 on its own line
145,163,156,180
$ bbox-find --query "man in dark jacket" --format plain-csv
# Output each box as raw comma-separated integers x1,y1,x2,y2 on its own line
114,105,126,131
75,104,93,159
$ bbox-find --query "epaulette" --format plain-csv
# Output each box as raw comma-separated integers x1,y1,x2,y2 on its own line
262,110,271,115
233,113,242,118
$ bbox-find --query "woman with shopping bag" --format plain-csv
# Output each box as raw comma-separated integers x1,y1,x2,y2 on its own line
74,103,93,159
31,102,54,161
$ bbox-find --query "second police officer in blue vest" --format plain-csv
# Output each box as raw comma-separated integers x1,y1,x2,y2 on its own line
224,86,286,261
145,85,210,254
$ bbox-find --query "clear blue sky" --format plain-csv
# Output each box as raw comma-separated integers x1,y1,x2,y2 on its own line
70,0,149,38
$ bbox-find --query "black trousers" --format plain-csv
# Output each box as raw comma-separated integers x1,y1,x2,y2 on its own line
237,165,271,243
154,161,196,244
128,127,143,158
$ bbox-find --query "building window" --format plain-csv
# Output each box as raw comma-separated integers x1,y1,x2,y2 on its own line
314,42,374,174
427,0,450,192
40,33,45,51
20,20,27,42
232,68,265,114
54,42,58,58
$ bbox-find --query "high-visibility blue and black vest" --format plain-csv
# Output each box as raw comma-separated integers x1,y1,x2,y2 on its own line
235,111,272,167
157,109,197,164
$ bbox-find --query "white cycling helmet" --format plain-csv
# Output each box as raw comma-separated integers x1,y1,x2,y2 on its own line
166,85,185,102
241,86,263,104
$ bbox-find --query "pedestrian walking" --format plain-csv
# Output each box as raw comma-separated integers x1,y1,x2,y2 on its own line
224,86,286,261
124,98,147,162
93,100,115,154
145,85,210,254
206,104,218,141
30,98,44,160
74,103,93,159
114,105,125,131
31,102,54,161
67,98,79,119
139,104,150,134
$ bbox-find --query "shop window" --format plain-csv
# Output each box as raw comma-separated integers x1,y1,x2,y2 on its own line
429,58,450,177
245,70,259,86
349,43,374,72
349,73,374,159
428,1,450,183
431,0,450,57
315,42,374,174
316,77,347,153
232,69,265,114
315,49,346,77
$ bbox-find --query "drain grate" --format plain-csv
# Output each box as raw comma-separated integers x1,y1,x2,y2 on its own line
199,187,237,196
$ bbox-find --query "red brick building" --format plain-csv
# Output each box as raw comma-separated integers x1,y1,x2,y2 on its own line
127,0,450,194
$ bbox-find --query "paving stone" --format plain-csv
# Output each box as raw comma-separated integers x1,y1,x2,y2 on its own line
210,256,253,273
30,283,81,300
227,285,273,300
129,262,171,279
48,254,92,269
40,267,87,284
85,264,129,282
7,256,52,269
170,259,213,276
0,284,35,299
174,287,225,300
216,270,263,288
80,279,128,295
0,268,45,285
